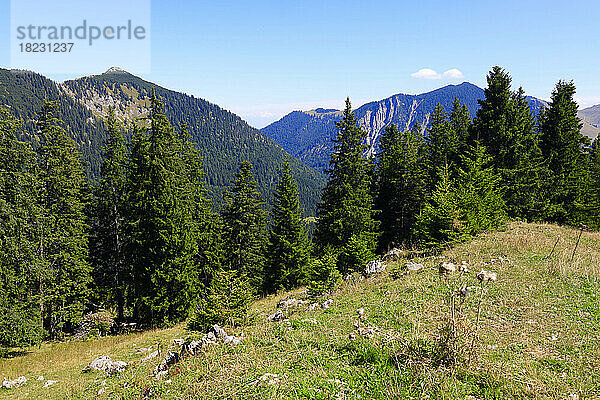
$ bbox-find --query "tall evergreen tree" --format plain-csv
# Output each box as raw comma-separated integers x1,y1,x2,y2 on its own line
90,107,128,321
538,80,588,224
264,158,310,293
221,161,267,295
314,98,378,273
124,95,205,325
0,108,43,350
36,101,91,337
375,123,427,249
588,137,600,229
471,66,543,219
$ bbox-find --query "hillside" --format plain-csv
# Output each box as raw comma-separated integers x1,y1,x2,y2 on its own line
262,83,547,172
579,105,600,139
0,68,326,214
2,222,599,399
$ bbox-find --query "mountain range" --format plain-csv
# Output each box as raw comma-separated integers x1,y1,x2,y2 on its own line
0,67,326,214
262,82,599,172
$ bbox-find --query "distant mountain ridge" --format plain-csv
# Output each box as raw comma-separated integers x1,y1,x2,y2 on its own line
261,82,560,172
579,104,600,138
0,68,326,214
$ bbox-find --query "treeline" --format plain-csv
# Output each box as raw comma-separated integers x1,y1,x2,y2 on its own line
0,92,313,350
1,67,599,352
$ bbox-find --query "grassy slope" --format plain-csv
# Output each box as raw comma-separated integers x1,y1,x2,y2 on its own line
1,222,600,399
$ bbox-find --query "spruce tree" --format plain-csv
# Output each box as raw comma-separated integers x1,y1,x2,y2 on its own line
90,107,128,321
471,67,543,219
0,108,43,349
538,80,588,224
416,145,506,247
314,98,378,274
36,101,91,337
221,161,267,295
588,137,600,229
124,95,205,325
375,123,427,249
264,158,310,293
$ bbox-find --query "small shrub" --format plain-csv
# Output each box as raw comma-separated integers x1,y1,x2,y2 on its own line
304,249,341,296
188,268,251,331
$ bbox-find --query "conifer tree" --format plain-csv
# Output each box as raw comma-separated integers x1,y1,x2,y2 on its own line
221,161,267,295
264,158,310,293
90,107,128,321
36,101,91,337
471,67,543,219
588,137,600,229
124,95,205,325
375,123,427,249
0,108,43,349
416,145,506,247
314,98,378,273
538,80,588,224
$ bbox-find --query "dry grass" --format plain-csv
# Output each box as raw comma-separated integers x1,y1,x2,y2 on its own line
2,222,600,399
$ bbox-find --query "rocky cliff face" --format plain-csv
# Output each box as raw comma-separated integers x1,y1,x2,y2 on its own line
263,82,491,171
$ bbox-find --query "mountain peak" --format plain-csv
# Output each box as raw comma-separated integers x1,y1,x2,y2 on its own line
103,66,129,75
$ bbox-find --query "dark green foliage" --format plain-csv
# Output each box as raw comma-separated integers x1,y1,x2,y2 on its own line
61,70,325,215
0,108,43,349
37,101,91,337
264,159,310,293
375,123,428,249
416,146,506,247
471,67,544,220
89,108,128,321
124,95,208,326
188,268,251,331
314,98,378,262
588,138,600,229
538,81,590,224
337,233,376,275
221,161,268,295
304,249,340,296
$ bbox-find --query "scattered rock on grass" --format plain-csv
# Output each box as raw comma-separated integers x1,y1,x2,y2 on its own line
439,262,456,276
1,376,27,389
43,380,58,388
153,351,180,378
476,270,497,282
250,373,281,386
406,261,424,273
83,356,127,375
141,350,160,363
364,259,385,275
267,310,285,322
322,299,333,309
383,248,404,261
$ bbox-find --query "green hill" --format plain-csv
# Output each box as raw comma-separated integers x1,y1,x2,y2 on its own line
0,68,326,214
2,222,599,399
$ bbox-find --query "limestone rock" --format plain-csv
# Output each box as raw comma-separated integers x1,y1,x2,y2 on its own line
267,310,284,322
82,356,127,375
364,259,385,275
1,376,27,389
383,248,404,261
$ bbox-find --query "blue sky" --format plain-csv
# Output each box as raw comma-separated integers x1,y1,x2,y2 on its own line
2,0,600,128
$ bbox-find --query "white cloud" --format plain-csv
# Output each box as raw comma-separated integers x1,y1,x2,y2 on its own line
410,68,465,80
410,68,442,80
442,68,464,79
